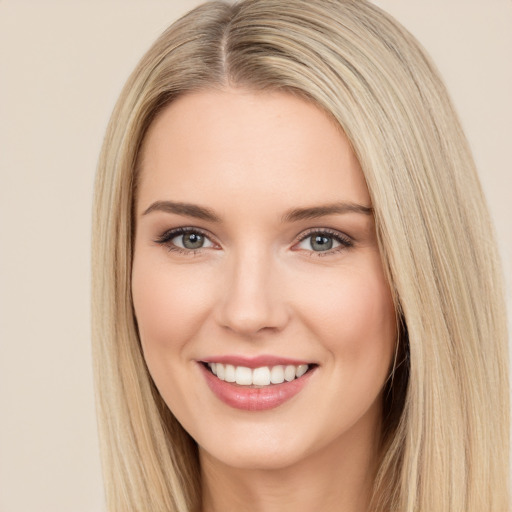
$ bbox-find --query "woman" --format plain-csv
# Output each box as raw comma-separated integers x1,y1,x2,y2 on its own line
92,1,510,511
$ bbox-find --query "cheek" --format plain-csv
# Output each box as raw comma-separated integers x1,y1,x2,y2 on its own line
341,280,395,352
297,262,396,369
131,255,214,355
293,264,397,439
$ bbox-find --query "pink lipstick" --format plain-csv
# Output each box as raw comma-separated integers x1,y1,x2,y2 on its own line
198,357,316,411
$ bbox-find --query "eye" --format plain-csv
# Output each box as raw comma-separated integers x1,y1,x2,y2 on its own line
155,227,216,253
295,229,353,254
173,231,213,250
300,234,338,252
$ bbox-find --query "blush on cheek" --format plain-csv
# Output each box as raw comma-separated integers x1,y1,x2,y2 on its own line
303,269,396,363
132,258,217,353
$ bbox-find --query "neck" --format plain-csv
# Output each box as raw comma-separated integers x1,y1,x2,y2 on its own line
200,417,380,512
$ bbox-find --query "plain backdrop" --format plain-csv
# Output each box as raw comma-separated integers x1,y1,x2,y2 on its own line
0,1,510,511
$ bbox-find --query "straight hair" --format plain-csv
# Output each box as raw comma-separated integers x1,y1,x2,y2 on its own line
92,1,509,510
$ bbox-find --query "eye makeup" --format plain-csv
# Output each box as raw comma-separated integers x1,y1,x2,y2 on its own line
154,225,354,258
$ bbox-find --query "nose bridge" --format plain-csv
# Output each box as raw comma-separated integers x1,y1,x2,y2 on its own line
216,243,288,335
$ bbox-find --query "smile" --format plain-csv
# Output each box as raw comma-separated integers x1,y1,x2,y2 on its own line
199,359,317,411
207,362,309,386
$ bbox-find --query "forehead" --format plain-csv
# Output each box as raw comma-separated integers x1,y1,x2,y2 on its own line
137,88,370,214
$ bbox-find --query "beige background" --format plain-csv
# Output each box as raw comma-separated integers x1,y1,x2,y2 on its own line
0,1,510,511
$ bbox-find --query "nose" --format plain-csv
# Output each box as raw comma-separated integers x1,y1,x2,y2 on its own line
215,247,290,337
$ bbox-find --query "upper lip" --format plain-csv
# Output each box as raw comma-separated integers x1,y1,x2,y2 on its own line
200,354,314,369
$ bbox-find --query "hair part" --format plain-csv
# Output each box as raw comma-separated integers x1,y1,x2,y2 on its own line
92,1,509,511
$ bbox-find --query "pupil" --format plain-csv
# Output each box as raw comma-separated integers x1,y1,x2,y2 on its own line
312,235,332,251
183,233,204,249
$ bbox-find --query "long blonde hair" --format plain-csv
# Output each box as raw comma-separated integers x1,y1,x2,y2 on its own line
92,1,509,510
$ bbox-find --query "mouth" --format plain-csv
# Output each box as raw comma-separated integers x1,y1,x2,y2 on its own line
201,361,315,387
198,360,318,411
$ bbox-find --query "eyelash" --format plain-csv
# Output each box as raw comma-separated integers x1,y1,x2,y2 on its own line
294,228,354,257
154,227,354,257
154,227,215,256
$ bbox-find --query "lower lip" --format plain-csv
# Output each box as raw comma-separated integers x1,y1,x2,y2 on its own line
199,363,316,411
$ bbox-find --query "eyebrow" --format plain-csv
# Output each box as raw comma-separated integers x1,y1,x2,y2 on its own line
142,200,221,222
142,200,373,223
282,202,373,222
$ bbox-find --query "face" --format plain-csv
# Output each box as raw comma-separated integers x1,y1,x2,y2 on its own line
132,89,396,471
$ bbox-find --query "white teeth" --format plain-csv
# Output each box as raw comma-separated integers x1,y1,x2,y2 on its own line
270,365,285,384
284,365,296,382
207,362,311,386
224,364,236,383
296,364,308,378
235,366,253,385
216,363,226,381
252,367,271,386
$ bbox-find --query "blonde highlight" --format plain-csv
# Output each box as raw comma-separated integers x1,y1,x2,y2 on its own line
92,1,509,510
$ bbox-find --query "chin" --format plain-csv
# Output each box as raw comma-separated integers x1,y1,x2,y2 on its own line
200,439,309,472
194,414,336,473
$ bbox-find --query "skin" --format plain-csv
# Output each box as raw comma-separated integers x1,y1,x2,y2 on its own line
132,88,397,512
